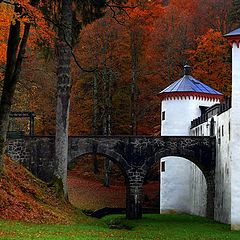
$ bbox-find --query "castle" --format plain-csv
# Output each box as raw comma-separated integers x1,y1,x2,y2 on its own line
159,28,240,229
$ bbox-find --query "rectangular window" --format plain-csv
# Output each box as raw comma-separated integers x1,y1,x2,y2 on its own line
218,127,221,144
162,111,166,121
222,125,224,137
161,161,165,172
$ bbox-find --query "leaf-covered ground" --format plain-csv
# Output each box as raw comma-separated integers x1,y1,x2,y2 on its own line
0,156,81,224
67,156,159,210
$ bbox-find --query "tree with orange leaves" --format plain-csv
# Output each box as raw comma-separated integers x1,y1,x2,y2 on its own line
0,0,52,175
189,29,231,96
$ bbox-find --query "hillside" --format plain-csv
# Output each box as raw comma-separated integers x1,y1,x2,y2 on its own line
0,156,80,224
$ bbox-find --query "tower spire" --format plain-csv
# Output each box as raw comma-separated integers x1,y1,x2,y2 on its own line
184,63,191,75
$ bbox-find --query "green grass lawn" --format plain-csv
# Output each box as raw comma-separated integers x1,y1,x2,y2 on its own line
0,214,240,240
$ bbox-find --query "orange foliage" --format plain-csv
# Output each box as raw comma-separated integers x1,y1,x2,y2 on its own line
0,0,234,135
0,1,54,76
189,29,231,95
0,156,77,224
0,4,13,79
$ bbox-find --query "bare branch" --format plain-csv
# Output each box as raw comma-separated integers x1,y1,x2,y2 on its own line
104,2,133,26
62,32,97,73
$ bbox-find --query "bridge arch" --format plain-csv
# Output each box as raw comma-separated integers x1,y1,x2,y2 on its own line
69,150,129,181
145,151,215,219
69,148,130,175
68,149,132,217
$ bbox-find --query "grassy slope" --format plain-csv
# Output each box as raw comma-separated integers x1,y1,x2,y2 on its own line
1,214,240,240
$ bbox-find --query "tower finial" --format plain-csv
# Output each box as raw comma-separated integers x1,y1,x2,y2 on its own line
184,63,191,75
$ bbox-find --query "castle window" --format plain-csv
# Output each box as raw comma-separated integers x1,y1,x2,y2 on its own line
222,125,224,137
161,161,165,172
218,127,221,144
162,111,166,121
210,118,215,136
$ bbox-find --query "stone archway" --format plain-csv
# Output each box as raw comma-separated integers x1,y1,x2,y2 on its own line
146,152,215,219
159,157,206,215
68,150,135,218
67,152,128,213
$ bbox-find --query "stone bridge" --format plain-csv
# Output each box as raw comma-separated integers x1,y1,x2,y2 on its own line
6,135,216,219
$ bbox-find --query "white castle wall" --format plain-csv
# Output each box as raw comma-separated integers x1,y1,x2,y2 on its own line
189,163,207,216
191,109,231,223
230,42,240,230
215,110,231,223
160,97,219,214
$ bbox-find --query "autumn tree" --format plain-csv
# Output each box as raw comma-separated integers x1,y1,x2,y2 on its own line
189,29,231,95
228,0,240,29
51,0,132,197
0,0,51,175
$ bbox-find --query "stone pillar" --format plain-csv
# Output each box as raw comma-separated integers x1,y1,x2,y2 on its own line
126,169,144,219
205,171,215,219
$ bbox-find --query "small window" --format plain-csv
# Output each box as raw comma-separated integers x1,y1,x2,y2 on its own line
218,127,221,144
210,118,215,136
222,125,224,137
161,161,165,172
162,111,166,121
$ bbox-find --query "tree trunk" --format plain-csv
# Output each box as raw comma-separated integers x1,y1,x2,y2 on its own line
92,72,99,174
0,4,31,175
130,29,141,136
103,62,110,187
54,0,73,198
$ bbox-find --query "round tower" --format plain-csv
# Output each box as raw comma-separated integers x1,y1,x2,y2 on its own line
159,65,223,214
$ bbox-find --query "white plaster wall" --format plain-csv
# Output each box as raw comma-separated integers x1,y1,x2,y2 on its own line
161,98,218,136
230,42,240,230
160,157,192,213
160,97,219,214
190,164,207,216
191,110,231,223
215,110,231,224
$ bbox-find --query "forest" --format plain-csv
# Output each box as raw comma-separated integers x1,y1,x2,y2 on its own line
0,0,238,138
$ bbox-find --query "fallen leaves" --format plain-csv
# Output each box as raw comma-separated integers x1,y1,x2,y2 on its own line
0,156,78,224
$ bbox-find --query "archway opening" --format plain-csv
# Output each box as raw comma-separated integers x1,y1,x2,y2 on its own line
159,156,207,217
143,161,160,212
67,154,127,212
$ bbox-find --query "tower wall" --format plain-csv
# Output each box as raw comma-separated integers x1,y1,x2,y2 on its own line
230,42,240,230
160,97,219,214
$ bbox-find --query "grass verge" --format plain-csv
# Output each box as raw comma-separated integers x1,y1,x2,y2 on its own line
0,214,240,239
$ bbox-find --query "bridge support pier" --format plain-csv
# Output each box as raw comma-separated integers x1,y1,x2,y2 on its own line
126,169,144,219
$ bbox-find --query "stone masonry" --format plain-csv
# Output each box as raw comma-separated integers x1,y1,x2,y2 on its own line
6,135,216,219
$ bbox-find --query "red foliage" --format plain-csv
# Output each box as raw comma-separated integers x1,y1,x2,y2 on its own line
0,156,77,224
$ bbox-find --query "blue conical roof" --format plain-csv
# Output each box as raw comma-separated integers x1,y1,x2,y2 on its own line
224,28,240,37
160,75,222,95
